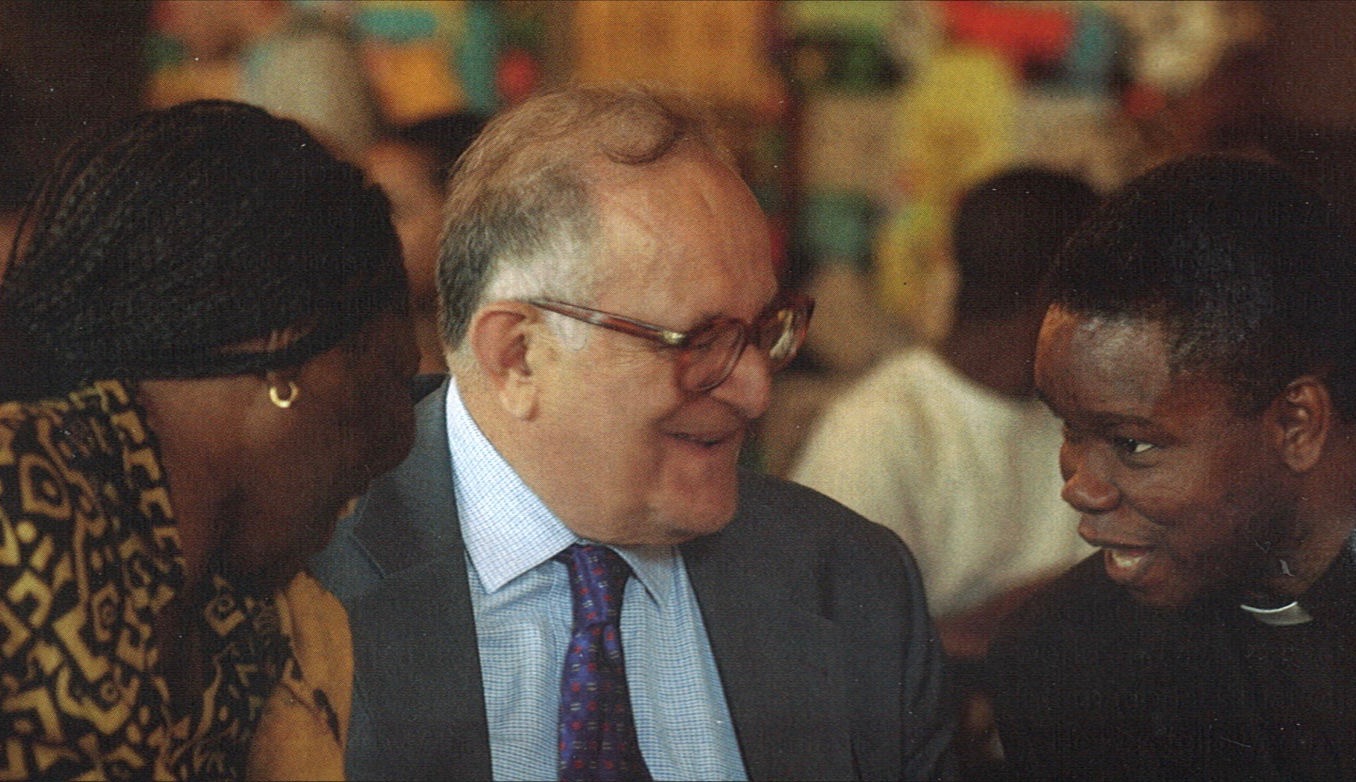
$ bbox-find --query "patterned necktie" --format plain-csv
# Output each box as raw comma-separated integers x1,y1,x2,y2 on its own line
555,544,653,782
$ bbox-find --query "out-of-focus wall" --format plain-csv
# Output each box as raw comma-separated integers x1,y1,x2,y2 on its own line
1240,0,1356,224
6,1,1356,201
1258,0,1356,131
0,0,148,188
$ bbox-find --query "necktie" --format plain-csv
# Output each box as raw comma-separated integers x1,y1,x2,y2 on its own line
556,544,653,782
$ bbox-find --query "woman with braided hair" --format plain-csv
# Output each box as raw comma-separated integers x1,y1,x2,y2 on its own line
0,100,417,778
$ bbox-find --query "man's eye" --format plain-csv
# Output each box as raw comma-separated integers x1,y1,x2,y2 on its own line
1112,437,1155,456
685,329,721,351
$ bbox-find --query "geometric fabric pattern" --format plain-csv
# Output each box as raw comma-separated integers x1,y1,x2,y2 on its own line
555,544,652,782
0,380,303,779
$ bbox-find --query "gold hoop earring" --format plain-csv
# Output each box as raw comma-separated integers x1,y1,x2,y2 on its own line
269,381,300,409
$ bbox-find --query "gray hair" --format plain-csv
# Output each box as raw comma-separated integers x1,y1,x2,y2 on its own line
436,83,736,359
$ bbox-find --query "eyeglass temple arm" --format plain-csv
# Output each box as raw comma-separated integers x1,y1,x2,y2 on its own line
529,299,688,346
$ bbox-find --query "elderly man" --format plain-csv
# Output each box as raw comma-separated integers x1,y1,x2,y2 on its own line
312,85,953,781
988,155,1356,780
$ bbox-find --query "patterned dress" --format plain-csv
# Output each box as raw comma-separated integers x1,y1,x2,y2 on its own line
0,380,321,780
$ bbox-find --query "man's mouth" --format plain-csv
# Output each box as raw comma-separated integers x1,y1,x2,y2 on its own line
670,427,742,449
1080,522,1157,588
1107,546,1150,571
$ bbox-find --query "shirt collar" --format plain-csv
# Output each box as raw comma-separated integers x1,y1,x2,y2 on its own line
1290,531,1356,625
444,378,675,604
1236,531,1356,627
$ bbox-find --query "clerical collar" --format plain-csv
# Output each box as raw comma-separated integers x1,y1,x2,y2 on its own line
1238,534,1356,626
1239,600,1314,626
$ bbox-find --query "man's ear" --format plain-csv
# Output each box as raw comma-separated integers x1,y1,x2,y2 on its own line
468,302,547,420
1270,375,1333,472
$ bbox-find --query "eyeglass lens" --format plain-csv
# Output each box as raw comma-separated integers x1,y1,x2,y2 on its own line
680,303,807,392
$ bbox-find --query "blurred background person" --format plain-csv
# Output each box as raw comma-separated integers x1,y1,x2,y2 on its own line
790,167,1098,775
0,64,32,273
0,100,416,779
363,113,486,377
154,0,383,158
791,167,1098,659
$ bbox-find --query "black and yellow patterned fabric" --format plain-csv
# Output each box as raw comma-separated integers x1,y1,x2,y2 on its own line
0,380,305,780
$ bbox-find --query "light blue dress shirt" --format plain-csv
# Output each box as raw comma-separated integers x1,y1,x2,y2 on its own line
445,379,748,782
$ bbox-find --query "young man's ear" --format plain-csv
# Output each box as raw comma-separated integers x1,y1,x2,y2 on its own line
1271,376,1333,472
468,302,547,420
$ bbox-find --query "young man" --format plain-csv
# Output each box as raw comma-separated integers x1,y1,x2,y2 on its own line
989,155,1356,780
313,85,954,781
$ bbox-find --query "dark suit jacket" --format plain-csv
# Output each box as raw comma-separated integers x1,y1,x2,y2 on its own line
311,379,954,781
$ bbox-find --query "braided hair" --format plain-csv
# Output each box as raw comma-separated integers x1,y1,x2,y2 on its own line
0,100,405,398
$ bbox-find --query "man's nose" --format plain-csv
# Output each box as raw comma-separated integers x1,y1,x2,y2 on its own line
709,342,772,419
1059,440,1120,513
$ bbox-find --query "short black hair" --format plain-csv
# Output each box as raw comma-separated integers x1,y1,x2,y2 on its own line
952,167,1099,319
0,100,405,397
1050,154,1356,418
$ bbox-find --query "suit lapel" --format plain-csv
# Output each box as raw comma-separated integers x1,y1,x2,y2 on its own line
683,509,856,781
347,379,493,780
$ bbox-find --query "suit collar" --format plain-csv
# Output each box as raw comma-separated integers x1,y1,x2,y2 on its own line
682,476,857,780
345,377,494,780
352,376,461,575
349,399,855,779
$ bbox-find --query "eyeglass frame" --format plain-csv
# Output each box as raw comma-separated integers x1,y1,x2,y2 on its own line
525,292,814,392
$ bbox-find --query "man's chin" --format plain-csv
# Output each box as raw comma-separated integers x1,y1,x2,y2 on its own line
1122,577,1219,614
661,502,739,544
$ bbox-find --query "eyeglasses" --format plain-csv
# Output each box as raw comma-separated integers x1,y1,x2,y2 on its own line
527,292,814,393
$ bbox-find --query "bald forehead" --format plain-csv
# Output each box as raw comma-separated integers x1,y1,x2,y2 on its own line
588,150,775,309
596,152,766,255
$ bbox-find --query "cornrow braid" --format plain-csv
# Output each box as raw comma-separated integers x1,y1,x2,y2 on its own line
0,100,405,398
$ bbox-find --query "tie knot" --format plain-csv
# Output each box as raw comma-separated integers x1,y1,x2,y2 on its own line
557,544,630,627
